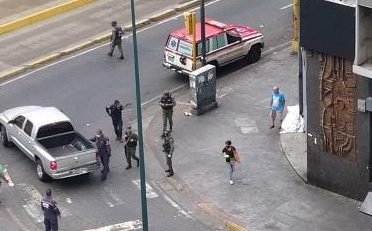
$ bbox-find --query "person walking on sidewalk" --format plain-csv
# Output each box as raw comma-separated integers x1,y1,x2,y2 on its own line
162,130,174,177
124,126,139,169
0,163,14,204
41,189,61,231
106,100,124,142
108,21,124,59
90,130,111,181
270,86,285,129
222,140,238,185
159,90,176,132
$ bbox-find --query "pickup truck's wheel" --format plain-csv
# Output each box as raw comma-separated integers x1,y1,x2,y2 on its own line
247,45,262,63
1,125,10,147
36,159,51,182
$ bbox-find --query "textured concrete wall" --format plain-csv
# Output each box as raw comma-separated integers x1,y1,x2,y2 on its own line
305,51,369,201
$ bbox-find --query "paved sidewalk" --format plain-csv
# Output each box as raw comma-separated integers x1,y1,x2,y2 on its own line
145,48,372,231
0,0,197,75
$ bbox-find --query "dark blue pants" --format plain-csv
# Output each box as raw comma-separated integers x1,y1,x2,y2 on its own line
112,119,123,139
100,155,109,180
44,218,58,231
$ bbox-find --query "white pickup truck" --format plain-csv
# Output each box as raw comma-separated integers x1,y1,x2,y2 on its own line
0,106,98,181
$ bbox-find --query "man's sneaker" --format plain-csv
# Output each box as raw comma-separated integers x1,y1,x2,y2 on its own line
270,125,275,129
108,52,113,57
229,180,234,185
119,55,124,59
165,169,170,172
167,172,174,177
125,165,132,170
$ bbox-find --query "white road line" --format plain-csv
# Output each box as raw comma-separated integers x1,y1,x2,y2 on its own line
280,4,293,10
103,186,124,207
151,183,195,220
82,220,142,231
132,179,159,198
0,0,224,87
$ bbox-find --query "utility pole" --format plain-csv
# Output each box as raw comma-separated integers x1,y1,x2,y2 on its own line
200,0,207,66
130,0,148,230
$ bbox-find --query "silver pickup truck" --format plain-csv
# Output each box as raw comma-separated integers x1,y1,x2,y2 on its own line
0,106,98,181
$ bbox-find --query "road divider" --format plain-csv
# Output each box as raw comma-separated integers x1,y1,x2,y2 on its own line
0,0,96,35
0,0,207,82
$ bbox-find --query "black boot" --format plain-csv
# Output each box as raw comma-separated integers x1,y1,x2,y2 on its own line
165,169,170,172
119,55,124,59
125,165,132,170
167,172,174,177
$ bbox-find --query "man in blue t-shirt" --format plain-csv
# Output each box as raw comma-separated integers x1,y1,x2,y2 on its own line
270,86,285,129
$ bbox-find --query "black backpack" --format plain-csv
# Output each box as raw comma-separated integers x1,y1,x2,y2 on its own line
115,27,123,41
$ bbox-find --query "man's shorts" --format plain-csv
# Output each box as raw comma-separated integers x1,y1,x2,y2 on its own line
270,109,283,121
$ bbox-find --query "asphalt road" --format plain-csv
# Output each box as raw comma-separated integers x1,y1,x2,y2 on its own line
0,0,292,230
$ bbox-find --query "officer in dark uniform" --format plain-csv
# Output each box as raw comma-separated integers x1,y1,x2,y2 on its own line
124,126,139,169
159,91,176,132
106,99,124,142
108,21,124,59
90,130,111,181
41,189,60,231
162,130,174,177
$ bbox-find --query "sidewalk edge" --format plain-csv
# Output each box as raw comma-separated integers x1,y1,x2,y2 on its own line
279,132,308,183
0,0,96,35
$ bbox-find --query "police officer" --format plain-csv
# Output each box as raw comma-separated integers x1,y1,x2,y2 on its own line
106,99,124,142
41,189,60,231
159,90,176,132
90,130,111,181
124,126,139,169
162,130,174,177
108,21,124,59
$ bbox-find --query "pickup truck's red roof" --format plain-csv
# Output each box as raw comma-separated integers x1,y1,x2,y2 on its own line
171,19,261,42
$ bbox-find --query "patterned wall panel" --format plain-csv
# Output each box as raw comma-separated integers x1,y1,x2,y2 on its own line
320,55,356,158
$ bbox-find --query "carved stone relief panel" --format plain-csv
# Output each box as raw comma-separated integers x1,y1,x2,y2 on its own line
319,55,356,159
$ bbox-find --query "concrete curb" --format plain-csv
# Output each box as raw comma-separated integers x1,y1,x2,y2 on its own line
197,202,252,231
0,0,96,35
0,0,209,82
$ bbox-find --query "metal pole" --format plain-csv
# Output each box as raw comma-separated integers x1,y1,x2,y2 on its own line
200,0,207,66
130,0,148,230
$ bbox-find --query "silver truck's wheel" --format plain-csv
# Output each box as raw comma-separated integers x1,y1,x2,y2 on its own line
1,125,10,147
36,159,50,182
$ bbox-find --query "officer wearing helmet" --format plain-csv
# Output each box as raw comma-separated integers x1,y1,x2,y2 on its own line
162,130,174,177
159,90,176,132
108,21,124,59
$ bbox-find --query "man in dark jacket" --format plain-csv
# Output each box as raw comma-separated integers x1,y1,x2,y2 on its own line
108,21,124,59
159,91,176,132
41,189,61,231
124,126,139,169
106,99,124,142
90,130,111,181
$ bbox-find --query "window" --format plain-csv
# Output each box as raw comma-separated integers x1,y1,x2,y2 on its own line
37,122,74,139
216,34,227,48
167,36,179,51
178,40,192,56
24,120,33,137
226,31,241,44
197,40,210,56
13,116,25,129
211,34,227,51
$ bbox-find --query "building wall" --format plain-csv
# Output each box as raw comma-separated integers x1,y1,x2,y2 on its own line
301,0,370,200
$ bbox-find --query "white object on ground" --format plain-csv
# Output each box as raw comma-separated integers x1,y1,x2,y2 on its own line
281,105,304,133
